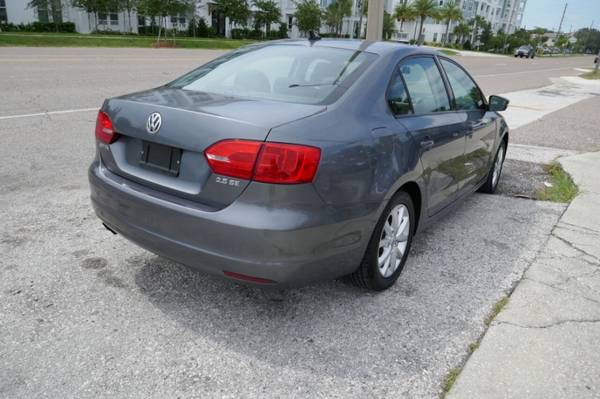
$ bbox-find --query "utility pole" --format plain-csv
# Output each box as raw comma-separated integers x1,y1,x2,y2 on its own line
557,2,567,35
365,0,384,41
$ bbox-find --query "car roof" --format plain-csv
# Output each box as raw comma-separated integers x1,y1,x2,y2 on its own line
263,39,439,57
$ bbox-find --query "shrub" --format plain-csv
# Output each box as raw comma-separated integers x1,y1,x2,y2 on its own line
0,21,75,33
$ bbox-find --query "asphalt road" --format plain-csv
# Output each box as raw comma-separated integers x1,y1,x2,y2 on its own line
0,46,585,398
0,47,596,117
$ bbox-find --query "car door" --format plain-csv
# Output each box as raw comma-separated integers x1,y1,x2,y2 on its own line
439,57,496,193
389,56,467,216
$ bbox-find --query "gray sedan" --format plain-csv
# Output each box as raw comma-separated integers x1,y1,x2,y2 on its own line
89,39,509,291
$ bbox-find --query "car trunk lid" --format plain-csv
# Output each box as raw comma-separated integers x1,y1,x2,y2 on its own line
99,88,325,209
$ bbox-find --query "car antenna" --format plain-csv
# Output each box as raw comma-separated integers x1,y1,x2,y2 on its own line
308,31,321,42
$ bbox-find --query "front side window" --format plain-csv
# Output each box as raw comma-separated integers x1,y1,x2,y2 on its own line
440,59,484,111
169,44,376,105
400,57,450,114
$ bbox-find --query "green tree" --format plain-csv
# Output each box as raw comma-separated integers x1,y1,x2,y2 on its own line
29,0,64,31
479,20,492,49
294,0,321,36
438,0,462,45
213,0,251,33
382,10,395,40
469,14,487,49
394,1,415,36
324,0,352,37
253,0,280,35
413,0,439,45
135,0,193,40
574,28,600,53
452,21,471,46
555,34,568,50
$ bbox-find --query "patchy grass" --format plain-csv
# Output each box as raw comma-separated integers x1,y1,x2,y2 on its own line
468,341,480,354
440,367,462,398
581,70,600,80
439,49,459,56
484,296,509,326
537,162,579,203
0,32,253,49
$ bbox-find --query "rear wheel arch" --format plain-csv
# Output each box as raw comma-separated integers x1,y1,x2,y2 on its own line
398,182,422,234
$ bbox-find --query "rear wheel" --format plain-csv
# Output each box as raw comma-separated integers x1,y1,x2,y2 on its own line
479,142,506,194
349,191,414,291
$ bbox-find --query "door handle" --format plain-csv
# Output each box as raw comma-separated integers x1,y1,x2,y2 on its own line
420,139,435,150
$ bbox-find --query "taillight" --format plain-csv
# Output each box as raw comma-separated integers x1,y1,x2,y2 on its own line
254,143,321,184
204,139,262,180
204,139,321,184
95,111,118,144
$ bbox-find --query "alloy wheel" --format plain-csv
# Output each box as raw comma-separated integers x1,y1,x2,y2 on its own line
378,204,411,278
492,145,505,188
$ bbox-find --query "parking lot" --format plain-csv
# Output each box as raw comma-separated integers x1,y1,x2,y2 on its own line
0,48,596,398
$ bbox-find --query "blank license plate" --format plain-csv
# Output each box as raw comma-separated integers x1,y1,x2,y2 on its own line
140,141,182,176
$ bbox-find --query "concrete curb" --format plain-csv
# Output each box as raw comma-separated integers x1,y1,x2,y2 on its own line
447,151,600,399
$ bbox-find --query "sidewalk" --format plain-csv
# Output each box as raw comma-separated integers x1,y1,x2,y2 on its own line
448,151,600,399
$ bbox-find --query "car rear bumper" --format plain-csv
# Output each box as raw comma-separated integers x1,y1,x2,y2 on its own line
89,161,371,287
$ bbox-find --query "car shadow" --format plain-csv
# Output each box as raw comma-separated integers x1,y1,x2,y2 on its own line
132,194,563,385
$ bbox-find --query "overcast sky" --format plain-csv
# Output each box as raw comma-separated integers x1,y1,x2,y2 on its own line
521,0,599,32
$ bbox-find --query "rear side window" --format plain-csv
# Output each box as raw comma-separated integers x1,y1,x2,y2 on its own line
168,44,376,105
440,59,485,111
400,57,450,114
388,70,412,115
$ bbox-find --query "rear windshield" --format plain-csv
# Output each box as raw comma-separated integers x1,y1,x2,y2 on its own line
168,44,376,105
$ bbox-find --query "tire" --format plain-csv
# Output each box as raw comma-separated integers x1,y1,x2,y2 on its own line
478,142,506,194
514,54,518,57
348,191,415,291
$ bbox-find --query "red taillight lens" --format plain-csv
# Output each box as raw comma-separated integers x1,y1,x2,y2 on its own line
95,111,118,144
254,143,321,184
204,139,321,184
205,139,262,180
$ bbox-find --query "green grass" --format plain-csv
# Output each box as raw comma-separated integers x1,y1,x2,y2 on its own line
484,296,509,326
468,341,480,354
440,367,462,398
581,70,600,80
439,49,459,56
537,162,579,203
0,32,254,49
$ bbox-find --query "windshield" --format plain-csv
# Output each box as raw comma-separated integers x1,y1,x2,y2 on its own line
168,44,376,105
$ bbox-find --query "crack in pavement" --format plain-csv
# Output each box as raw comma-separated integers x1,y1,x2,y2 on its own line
522,276,600,306
558,221,600,235
496,318,600,330
550,232,600,265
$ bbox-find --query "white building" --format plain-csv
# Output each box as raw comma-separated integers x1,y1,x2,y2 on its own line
1,0,526,42
392,0,527,44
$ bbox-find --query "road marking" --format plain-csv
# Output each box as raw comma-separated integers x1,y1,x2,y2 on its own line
0,108,98,121
474,66,583,78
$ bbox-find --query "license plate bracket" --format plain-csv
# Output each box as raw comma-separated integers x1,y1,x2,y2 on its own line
140,141,182,176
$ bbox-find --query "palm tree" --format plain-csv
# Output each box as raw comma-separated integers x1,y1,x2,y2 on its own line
453,21,471,45
470,15,487,48
438,0,462,45
394,1,415,37
412,0,439,45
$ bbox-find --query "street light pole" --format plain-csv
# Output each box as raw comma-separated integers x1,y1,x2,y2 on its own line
365,0,384,41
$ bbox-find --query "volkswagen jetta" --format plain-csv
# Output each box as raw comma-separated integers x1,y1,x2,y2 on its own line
89,39,509,291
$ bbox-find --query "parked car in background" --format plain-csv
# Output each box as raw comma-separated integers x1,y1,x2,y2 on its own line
89,40,510,291
515,45,535,58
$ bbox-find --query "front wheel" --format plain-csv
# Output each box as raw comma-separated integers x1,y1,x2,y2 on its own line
478,142,506,194
348,191,415,291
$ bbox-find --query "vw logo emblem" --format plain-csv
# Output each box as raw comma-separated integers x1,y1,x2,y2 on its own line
146,112,162,134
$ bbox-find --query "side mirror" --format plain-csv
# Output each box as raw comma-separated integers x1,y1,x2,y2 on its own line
488,95,509,112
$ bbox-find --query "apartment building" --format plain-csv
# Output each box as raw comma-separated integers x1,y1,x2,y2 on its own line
2,0,525,41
